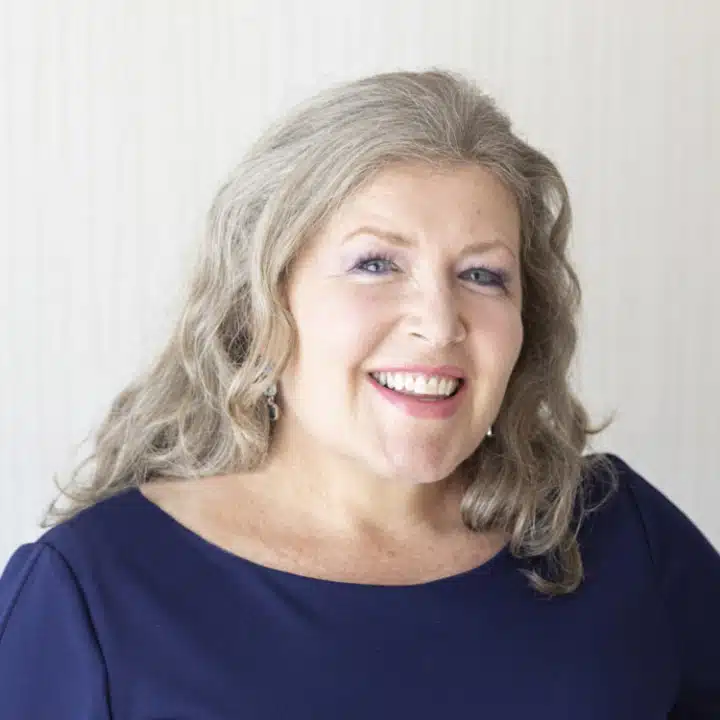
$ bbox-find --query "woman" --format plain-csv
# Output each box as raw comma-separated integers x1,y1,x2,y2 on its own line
1,69,718,718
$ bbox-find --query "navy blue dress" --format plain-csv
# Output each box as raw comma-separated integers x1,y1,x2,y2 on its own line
1,454,719,718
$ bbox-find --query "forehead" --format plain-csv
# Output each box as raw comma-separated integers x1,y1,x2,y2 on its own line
320,162,521,250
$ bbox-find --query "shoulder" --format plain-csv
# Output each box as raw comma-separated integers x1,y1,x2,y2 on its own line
7,483,189,603
1,487,145,610
0,541,68,630
24,476,247,592
0,541,83,634
604,452,720,595
34,475,215,562
581,453,720,714
589,453,719,560
34,487,143,570
578,452,719,565
0,538,112,716
0,483,190,644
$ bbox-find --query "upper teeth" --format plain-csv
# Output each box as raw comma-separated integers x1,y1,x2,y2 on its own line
370,371,461,396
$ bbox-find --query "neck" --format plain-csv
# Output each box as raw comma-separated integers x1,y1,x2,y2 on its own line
248,419,473,542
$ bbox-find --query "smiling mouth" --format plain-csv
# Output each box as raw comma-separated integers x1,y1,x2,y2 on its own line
367,373,464,400
387,381,464,400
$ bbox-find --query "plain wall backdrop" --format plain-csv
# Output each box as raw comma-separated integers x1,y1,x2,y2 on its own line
1,0,718,565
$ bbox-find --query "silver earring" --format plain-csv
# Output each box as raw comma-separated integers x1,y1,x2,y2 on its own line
486,425,493,438
264,382,280,422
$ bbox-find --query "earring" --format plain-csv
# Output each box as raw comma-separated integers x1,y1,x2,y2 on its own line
264,382,280,422
486,425,493,438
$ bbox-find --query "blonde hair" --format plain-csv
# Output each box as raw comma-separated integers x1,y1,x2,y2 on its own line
42,68,617,596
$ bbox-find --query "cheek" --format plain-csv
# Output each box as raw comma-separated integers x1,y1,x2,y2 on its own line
469,305,524,371
286,289,386,423
503,309,524,361
294,286,390,370
336,291,389,348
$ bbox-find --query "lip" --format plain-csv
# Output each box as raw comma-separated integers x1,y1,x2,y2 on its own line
366,372,467,419
367,364,466,380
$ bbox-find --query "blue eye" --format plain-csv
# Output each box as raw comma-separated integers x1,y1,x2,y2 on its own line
352,253,510,290
461,267,510,289
353,253,396,274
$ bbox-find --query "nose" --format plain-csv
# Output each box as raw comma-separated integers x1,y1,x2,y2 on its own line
407,280,467,347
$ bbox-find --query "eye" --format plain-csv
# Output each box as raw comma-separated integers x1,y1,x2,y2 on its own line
352,253,397,274
351,253,511,291
461,267,510,290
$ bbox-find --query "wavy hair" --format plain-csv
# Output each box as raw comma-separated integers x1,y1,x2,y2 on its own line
42,68,618,596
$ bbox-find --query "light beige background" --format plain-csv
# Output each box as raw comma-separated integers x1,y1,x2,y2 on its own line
1,0,718,564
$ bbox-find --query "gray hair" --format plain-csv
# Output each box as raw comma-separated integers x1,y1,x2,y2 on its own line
43,68,617,596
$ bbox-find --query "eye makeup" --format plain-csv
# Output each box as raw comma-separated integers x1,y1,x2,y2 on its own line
349,251,512,291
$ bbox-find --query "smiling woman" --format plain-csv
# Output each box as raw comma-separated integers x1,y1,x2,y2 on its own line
1,68,719,718
274,162,525,502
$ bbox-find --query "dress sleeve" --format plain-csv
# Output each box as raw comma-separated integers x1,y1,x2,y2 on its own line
612,454,720,718
0,541,112,719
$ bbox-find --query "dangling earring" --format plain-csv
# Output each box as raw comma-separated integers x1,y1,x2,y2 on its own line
486,425,493,438
264,382,280,422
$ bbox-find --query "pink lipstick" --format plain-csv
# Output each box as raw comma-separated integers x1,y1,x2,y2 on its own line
367,373,467,419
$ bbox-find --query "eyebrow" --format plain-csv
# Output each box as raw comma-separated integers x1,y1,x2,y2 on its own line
341,225,518,260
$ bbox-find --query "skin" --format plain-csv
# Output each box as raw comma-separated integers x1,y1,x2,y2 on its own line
262,161,523,537
143,161,524,580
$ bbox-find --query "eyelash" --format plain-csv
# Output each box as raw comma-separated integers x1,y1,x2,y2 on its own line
351,252,511,290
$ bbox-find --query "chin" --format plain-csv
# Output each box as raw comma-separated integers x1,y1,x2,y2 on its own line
380,461,460,486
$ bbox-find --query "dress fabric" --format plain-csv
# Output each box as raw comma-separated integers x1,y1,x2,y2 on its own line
1,453,719,719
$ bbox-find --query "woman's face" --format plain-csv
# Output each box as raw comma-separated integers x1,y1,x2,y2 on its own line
278,162,523,488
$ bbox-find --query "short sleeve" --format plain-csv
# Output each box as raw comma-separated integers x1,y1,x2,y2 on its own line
612,455,720,718
0,541,112,719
